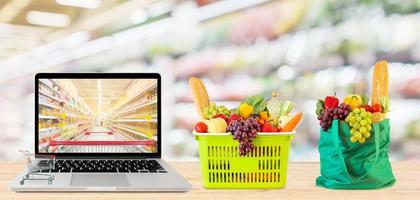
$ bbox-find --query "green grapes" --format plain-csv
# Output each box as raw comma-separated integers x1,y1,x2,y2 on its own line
345,108,373,144
203,102,230,119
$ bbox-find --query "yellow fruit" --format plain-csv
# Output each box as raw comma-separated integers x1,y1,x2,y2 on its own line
372,113,386,123
207,118,227,133
344,94,363,109
359,137,366,143
239,103,253,119
354,132,362,140
259,111,269,121
350,136,357,143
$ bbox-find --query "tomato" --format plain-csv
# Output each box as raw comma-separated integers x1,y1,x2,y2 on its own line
195,122,208,133
371,103,382,113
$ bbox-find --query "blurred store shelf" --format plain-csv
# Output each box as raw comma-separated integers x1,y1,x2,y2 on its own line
1,0,420,160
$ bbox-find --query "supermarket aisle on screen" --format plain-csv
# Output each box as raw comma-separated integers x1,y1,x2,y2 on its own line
38,79,158,154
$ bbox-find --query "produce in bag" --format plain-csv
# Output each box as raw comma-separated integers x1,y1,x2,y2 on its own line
315,60,395,189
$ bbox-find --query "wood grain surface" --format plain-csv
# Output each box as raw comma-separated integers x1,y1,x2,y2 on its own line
1,161,419,200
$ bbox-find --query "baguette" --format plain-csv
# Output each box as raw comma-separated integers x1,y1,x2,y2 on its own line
189,77,210,120
372,60,389,104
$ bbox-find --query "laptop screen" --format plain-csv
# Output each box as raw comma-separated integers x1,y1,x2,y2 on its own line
37,78,158,154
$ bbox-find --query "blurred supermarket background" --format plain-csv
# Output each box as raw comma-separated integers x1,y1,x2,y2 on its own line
0,0,420,161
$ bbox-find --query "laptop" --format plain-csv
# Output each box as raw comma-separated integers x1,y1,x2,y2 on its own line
9,73,192,192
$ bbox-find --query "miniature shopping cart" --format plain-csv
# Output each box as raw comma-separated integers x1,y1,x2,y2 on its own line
19,150,56,185
49,140,155,153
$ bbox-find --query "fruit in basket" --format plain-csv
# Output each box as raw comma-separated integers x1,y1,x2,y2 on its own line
227,117,260,156
195,122,208,133
344,94,362,109
346,108,373,143
324,93,339,109
256,111,269,125
207,118,227,133
281,112,303,132
189,77,210,119
203,103,231,120
256,116,265,125
213,113,229,123
239,103,253,119
229,113,240,122
259,111,269,121
242,95,266,115
261,122,277,132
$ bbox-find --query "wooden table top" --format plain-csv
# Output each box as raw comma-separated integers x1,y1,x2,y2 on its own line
1,161,419,200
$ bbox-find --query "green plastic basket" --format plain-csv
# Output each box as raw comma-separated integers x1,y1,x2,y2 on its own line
194,131,294,189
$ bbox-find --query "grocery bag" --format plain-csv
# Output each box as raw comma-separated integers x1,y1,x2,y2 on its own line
316,119,395,189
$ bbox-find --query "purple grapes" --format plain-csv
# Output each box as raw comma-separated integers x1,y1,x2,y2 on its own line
318,103,351,131
227,117,261,156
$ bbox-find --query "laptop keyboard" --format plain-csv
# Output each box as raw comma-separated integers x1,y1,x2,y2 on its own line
36,160,167,173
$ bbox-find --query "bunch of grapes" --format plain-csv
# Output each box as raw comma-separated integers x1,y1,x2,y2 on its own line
318,103,351,131
345,107,373,143
203,103,230,119
227,117,261,156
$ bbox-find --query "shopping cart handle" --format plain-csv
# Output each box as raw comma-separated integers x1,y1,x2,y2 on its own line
49,140,154,146
84,131,113,135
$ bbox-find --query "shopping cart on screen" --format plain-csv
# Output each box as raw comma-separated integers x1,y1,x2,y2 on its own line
49,140,155,153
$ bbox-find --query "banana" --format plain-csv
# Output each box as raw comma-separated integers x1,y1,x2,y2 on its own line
189,77,210,120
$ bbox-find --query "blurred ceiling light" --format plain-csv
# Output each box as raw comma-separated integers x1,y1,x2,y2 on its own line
26,11,71,27
277,65,296,81
55,0,101,9
148,1,173,17
337,67,357,87
129,9,148,24
315,70,332,86
0,0,31,23
198,0,269,21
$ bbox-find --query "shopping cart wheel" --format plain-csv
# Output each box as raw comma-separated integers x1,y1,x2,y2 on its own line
20,180,24,185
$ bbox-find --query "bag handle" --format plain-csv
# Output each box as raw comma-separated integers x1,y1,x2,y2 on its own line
332,120,381,181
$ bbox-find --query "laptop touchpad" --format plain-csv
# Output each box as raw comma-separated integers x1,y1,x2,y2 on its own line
70,174,129,186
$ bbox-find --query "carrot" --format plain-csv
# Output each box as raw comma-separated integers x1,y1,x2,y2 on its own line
281,112,303,132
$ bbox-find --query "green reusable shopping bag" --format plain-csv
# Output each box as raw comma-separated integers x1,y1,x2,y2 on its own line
316,119,395,189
